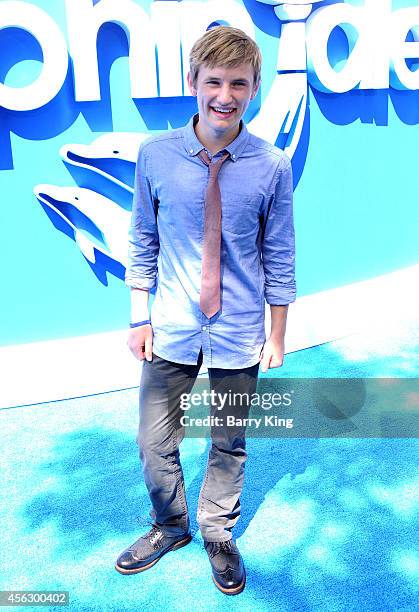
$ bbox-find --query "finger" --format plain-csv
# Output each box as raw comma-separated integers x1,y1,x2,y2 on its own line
260,352,271,373
135,345,145,361
144,335,153,361
128,338,145,360
269,357,284,369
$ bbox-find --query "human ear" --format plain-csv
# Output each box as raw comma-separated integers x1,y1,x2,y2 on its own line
187,71,197,96
251,78,261,100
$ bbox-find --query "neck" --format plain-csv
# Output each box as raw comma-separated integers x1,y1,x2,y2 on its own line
194,117,241,156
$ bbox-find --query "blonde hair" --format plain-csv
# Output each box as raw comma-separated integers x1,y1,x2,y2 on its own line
189,26,262,88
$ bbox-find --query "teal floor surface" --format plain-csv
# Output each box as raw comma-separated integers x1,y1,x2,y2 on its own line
1,321,418,611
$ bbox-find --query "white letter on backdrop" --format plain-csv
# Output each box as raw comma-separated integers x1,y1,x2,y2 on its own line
65,0,157,101
306,2,364,93
0,1,68,111
390,7,419,90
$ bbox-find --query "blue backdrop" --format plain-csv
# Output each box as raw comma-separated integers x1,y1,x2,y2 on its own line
1,0,418,346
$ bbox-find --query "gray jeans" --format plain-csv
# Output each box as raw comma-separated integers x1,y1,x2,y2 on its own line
136,350,259,542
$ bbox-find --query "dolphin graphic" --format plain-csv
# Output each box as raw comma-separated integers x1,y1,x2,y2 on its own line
34,185,130,267
59,132,151,193
250,0,327,157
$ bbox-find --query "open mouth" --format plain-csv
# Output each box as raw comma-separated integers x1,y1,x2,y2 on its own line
210,106,236,118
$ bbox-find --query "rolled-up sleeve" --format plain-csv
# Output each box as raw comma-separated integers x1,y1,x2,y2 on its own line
262,155,296,305
125,141,160,290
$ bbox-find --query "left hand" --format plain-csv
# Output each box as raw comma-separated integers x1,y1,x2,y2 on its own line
259,335,285,373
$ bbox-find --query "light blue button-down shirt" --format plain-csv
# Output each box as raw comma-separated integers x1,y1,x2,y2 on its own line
125,114,296,368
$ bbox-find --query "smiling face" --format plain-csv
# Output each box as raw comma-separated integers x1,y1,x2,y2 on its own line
187,62,260,150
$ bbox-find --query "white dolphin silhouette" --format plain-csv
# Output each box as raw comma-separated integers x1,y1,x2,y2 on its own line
34,185,131,266
59,132,150,193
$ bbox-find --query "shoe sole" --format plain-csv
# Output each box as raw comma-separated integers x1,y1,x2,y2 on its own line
212,570,246,595
114,534,192,575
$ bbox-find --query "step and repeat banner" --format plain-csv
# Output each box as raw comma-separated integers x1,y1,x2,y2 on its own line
0,0,418,405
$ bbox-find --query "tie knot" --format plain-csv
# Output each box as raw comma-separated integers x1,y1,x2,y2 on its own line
198,150,230,178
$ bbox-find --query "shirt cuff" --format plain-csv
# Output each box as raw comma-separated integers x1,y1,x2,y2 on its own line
264,284,296,306
125,276,156,290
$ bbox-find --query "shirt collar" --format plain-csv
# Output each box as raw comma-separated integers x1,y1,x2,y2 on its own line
183,113,249,163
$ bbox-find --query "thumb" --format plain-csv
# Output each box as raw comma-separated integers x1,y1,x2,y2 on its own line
145,333,153,361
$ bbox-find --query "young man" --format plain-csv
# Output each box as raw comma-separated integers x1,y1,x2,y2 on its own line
116,26,296,595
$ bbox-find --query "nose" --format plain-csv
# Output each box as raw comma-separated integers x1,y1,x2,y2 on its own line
217,83,234,106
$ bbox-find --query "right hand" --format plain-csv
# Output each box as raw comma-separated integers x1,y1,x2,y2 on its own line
127,324,153,361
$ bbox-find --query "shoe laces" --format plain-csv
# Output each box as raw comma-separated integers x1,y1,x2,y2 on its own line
207,539,236,558
145,524,163,549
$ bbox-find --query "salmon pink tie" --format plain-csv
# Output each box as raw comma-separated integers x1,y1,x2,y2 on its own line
198,149,230,318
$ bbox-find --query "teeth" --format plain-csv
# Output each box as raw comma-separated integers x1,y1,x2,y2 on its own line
213,107,234,113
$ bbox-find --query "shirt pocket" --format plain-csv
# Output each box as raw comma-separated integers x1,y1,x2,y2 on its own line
221,190,262,237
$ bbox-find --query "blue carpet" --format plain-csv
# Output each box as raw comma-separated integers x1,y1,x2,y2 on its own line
1,323,418,611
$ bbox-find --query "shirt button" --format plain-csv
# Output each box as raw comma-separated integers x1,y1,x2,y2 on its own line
232,154,236,159
202,326,207,331
190,148,194,154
